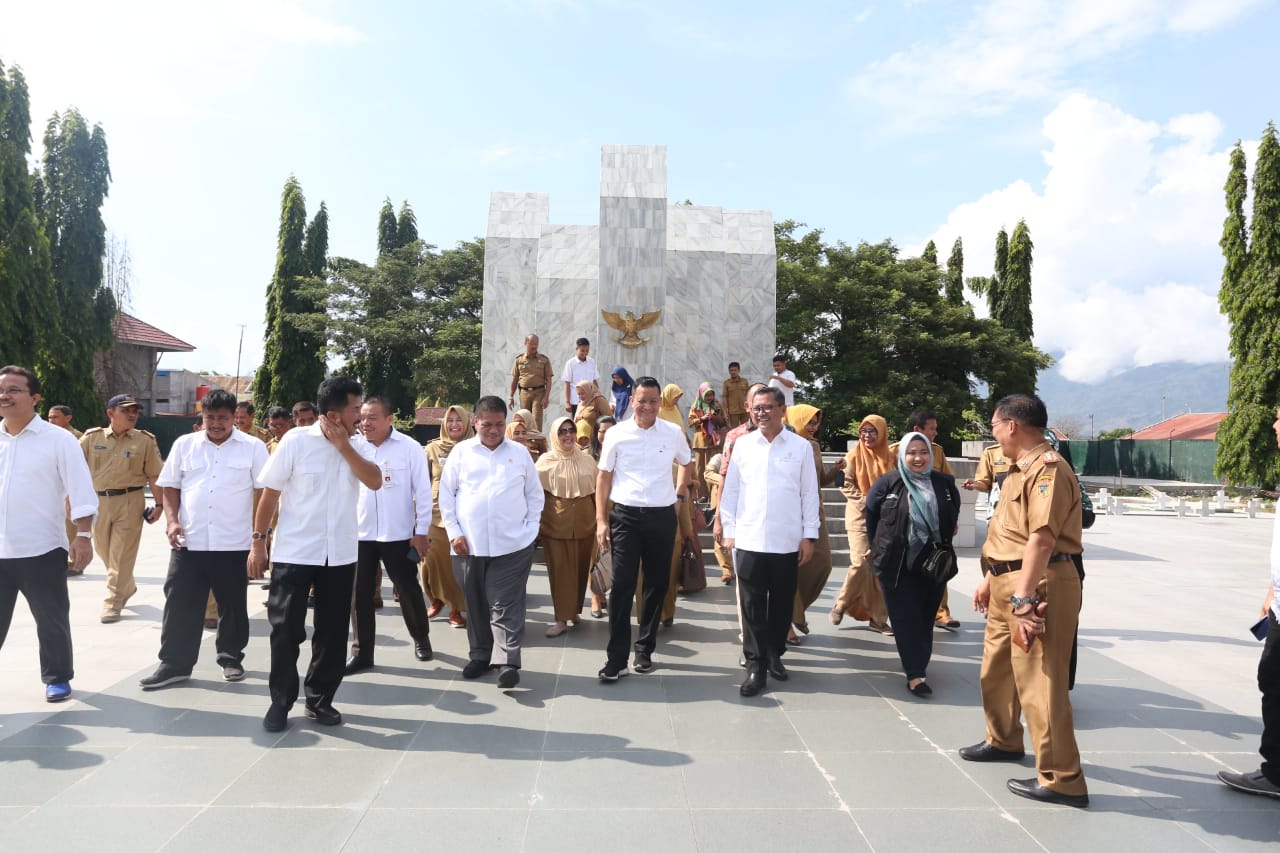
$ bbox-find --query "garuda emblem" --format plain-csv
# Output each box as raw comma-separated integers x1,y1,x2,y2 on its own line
601,309,661,348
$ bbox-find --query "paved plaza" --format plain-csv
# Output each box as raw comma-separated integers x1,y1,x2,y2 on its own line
2,498,1279,851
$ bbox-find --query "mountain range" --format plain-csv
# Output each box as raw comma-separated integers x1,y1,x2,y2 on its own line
1035,361,1231,436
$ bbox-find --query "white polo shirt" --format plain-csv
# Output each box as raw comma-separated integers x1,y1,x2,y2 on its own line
156,427,269,551
562,355,599,404
597,417,692,507
769,369,797,407
0,415,98,559
719,427,820,553
356,429,432,542
256,423,375,566
438,436,543,557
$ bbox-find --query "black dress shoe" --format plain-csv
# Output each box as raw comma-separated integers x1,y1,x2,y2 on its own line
263,703,288,732
767,659,789,681
633,652,654,674
139,666,191,691
1007,778,1089,808
959,741,1026,762
462,659,490,679
414,639,433,662
909,680,933,697
304,703,343,726
344,656,373,675
739,670,767,697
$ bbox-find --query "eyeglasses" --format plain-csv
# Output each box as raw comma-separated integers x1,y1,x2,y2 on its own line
990,418,1010,430
0,387,30,396
751,405,775,414
858,428,878,436
557,426,575,434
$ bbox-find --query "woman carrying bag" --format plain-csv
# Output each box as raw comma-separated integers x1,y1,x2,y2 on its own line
865,431,961,697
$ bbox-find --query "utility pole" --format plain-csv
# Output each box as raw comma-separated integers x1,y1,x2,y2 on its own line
234,324,246,391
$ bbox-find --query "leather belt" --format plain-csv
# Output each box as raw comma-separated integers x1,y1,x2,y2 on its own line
519,385,545,392
986,552,1072,577
97,485,145,497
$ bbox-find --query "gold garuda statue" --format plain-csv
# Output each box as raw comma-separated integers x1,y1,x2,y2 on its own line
601,308,661,348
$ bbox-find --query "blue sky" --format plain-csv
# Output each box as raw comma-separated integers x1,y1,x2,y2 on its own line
3,0,1275,383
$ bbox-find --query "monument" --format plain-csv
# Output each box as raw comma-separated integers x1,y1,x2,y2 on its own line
480,145,777,411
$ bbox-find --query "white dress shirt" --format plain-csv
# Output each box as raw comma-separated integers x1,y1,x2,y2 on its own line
256,423,375,566
438,436,543,557
597,418,692,507
156,428,268,551
561,355,599,404
719,428,820,553
768,369,797,407
1270,508,1280,621
356,429,432,542
0,416,98,559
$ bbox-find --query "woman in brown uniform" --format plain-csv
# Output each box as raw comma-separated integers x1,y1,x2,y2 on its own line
422,405,471,628
507,420,540,461
784,404,845,643
830,414,895,634
687,382,727,502
573,380,613,434
536,416,599,637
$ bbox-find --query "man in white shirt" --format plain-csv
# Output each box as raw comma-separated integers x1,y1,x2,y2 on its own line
0,365,97,703
768,354,797,408
719,387,820,697
438,396,543,689
595,376,694,681
141,389,268,689
561,337,599,415
250,376,382,732
346,396,434,674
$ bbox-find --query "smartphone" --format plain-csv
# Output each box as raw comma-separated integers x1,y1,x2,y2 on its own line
142,505,157,522
1251,616,1270,641
406,546,420,563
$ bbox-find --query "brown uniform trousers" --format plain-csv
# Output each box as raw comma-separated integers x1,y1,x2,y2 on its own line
833,493,888,625
792,439,836,627
723,377,750,430
80,426,163,612
423,440,466,614
540,494,596,622
512,352,553,432
979,441,1086,797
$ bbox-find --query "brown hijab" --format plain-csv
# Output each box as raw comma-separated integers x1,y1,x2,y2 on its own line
848,414,893,494
535,416,598,498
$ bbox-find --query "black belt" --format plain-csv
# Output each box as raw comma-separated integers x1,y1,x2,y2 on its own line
986,552,1072,577
614,503,674,513
97,485,145,497
519,385,545,392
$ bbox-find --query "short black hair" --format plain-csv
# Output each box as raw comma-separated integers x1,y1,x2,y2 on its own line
0,365,40,396
292,401,318,417
758,387,785,407
203,389,238,414
995,394,1048,430
598,415,617,428
474,395,507,417
50,404,72,416
906,409,936,431
772,354,788,364
634,376,661,392
575,337,590,347
235,401,255,414
316,376,363,415
362,396,393,416
728,361,740,369
267,406,291,420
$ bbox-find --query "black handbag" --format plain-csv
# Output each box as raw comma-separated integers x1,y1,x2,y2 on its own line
913,540,958,585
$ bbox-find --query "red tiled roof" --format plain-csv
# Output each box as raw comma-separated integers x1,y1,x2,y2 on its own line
113,311,195,352
1128,412,1227,441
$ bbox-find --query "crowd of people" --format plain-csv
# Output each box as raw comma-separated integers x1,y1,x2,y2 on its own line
3,342,1280,807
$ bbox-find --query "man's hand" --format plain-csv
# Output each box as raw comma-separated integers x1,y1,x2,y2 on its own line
450,535,470,557
973,573,991,613
318,415,352,450
963,478,989,492
69,538,93,573
248,545,268,579
833,458,846,471
722,537,735,551
165,520,186,550
1014,600,1049,651
798,539,814,566
411,534,430,559
144,506,161,525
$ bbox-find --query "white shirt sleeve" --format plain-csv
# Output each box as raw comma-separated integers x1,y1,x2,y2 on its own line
257,432,293,491
409,442,433,536
720,449,742,540
61,431,99,524
438,447,462,544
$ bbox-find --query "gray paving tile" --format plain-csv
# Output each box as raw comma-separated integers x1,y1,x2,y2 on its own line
272,706,426,750
213,748,402,808
1174,810,1280,851
1011,806,1215,851
681,751,842,809
526,809,696,851
0,720,155,749
691,807,869,852
143,707,289,748
343,808,529,852
0,805,200,853
0,747,123,806
1088,751,1280,812
51,744,265,806
786,708,939,752
668,706,807,752
409,717,550,754
852,808,1034,852
819,750,995,809
533,751,691,809
544,703,677,751
161,805,363,852
371,751,541,810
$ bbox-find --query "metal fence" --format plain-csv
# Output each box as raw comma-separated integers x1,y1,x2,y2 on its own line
1062,439,1219,484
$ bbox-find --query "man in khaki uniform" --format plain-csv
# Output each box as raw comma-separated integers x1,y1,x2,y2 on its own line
964,444,1012,510
49,405,85,572
959,393,1088,808
722,362,750,430
509,334,553,432
235,401,272,443
81,394,164,622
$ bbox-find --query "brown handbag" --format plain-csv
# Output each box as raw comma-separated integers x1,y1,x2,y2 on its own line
678,539,707,593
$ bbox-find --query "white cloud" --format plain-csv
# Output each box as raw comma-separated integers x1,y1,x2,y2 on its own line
922,93,1242,383
848,0,1268,129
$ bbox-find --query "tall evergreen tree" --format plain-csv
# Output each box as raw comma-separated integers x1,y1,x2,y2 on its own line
945,237,965,305
1218,124,1280,487
965,226,1009,315
302,201,328,277
376,198,398,255
0,62,58,375
997,219,1034,340
921,239,938,265
396,201,418,248
37,108,115,418
254,177,326,409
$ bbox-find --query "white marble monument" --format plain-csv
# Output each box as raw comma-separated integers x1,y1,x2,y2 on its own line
480,145,777,411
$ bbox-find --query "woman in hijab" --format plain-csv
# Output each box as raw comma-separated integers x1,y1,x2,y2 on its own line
421,405,472,628
784,404,845,644
506,420,540,460
610,366,636,420
830,414,895,634
865,432,960,696
687,383,727,501
659,383,687,435
512,408,548,455
573,379,613,434
536,416,599,637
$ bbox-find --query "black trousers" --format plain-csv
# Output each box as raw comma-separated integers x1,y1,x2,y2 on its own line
267,561,355,710
736,549,799,670
351,539,430,662
159,549,249,671
607,503,677,668
1260,610,1280,784
879,569,947,681
0,548,73,684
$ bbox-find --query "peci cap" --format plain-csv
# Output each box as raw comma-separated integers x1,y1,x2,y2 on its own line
107,394,139,409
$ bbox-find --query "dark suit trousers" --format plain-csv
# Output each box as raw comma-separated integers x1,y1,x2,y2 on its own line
267,561,355,710
0,548,73,683
351,539,430,662
879,569,947,681
1260,611,1280,784
607,503,677,668
159,549,249,671
736,549,799,669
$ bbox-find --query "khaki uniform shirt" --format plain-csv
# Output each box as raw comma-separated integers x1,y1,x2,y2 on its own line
974,444,1012,488
80,427,164,491
722,377,749,418
511,352,553,391
982,441,1083,562
244,424,272,443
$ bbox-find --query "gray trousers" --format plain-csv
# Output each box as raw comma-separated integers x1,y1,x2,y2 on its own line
452,544,535,668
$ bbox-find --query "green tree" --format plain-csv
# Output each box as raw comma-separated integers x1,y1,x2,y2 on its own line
415,238,483,407
1097,427,1134,440
0,62,58,375
376,198,398,256
254,176,327,409
1218,124,1280,487
396,201,418,248
921,239,937,265
945,237,965,305
302,201,328,277
36,108,115,419
966,226,1009,314
998,219,1034,341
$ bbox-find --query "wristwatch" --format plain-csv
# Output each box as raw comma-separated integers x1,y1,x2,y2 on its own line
75,531,93,539
251,531,269,541
1010,593,1041,610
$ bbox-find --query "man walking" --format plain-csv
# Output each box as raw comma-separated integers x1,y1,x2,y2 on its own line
562,337,598,415
718,387,820,696
250,377,382,732
438,396,543,689
80,393,163,623
595,377,693,681
345,396,435,674
509,333,554,432
0,366,97,702
722,362,750,429
140,389,268,689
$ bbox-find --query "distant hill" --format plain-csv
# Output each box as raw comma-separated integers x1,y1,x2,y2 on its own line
1036,361,1230,436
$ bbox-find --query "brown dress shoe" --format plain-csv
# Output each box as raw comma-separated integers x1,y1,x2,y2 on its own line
427,598,444,619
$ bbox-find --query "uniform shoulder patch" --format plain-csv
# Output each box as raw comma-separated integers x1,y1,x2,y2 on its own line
1034,468,1056,497
138,429,157,440
1043,451,1058,463
83,426,105,434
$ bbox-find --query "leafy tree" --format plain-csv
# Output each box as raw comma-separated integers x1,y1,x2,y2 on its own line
1097,427,1134,440
396,201,418,248
921,239,937,266
944,237,965,305
302,201,328,277
1218,123,1280,487
376,198,398,256
415,238,483,407
998,219,1034,340
0,62,58,375
965,226,1009,314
